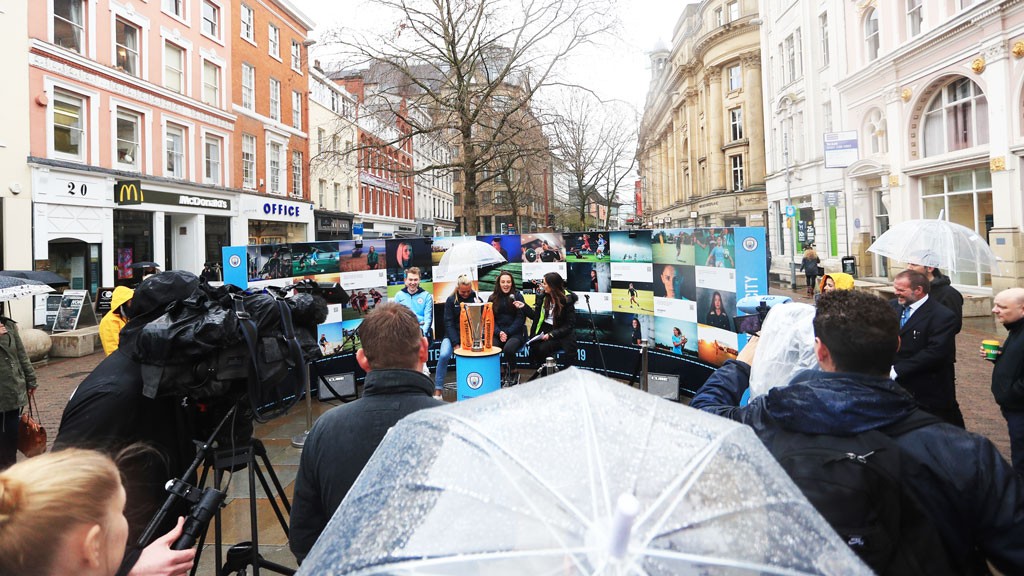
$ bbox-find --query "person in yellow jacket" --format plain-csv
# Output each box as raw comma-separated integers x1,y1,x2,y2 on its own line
99,286,133,355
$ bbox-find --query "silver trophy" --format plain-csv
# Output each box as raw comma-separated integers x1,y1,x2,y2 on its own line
462,302,487,352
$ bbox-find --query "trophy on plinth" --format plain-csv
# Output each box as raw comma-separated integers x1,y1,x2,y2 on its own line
459,302,494,351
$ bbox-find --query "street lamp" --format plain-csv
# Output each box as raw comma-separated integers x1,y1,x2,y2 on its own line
783,132,797,290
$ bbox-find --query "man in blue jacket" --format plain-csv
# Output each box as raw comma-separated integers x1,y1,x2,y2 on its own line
290,303,438,562
393,267,432,337
435,275,480,398
690,290,1024,574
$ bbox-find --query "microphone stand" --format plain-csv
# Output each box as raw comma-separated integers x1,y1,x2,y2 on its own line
583,294,609,376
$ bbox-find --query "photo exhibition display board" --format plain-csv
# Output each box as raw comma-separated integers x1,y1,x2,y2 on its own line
223,227,768,396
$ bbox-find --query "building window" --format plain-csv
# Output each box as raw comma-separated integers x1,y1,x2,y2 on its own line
242,133,256,189
865,8,879,62
292,151,303,196
53,0,85,53
864,109,887,154
727,1,739,21
784,31,801,82
116,111,139,168
204,136,221,185
819,13,829,67
907,0,922,37
202,61,220,106
165,124,185,179
292,91,302,129
729,107,743,141
291,40,301,70
241,63,255,109
201,1,219,38
714,7,722,26
268,24,279,58
823,101,833,133
164,42,185,93
727,64,741,91
269,79,281,121
731,155,744,191
162,0,183,18
269,142,283,194
53,90,85,160
115,19,139,76
240,4,254,41
317,128,325,153
921,167,992,286
334,183,342,208
923,77,988,156
318,179,326,207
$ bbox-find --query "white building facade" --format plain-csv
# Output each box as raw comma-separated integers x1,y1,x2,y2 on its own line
309,68,359,240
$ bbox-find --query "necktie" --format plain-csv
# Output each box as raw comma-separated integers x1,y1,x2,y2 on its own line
900,305,909,328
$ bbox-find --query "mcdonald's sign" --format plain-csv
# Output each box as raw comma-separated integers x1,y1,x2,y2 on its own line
115,180,143,205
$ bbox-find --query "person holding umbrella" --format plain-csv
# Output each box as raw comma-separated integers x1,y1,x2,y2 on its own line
0,313,36,470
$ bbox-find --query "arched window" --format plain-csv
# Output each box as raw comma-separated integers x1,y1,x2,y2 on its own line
922,77,988,156
864,9,880,61
863,109,887,154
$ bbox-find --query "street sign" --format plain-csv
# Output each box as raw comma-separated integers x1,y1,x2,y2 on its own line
784,205,796,217
823,131,859,168
824,191,840,207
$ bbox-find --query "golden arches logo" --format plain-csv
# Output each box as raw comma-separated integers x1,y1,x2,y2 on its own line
117,182,143,203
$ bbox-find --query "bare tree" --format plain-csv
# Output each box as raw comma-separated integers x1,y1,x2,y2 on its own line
319,0,614,234
549,89,637,229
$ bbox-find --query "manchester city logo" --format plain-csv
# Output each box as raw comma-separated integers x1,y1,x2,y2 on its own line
742,237,758,252
466,372,484,390
229,254,242,268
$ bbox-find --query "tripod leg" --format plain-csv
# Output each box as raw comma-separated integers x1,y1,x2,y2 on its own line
253,462,290,535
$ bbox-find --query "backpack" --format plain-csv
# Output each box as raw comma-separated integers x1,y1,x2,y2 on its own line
770,410,958,575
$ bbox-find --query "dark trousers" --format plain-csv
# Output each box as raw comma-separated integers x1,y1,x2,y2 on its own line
1002,406,1024,475
0,407,22,470
804,274,817,289
496,336,524,369
529,335,576,369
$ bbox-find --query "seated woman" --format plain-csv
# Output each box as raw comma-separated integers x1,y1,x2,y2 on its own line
517,272,578,369
0,448,195,576
488,270,526,374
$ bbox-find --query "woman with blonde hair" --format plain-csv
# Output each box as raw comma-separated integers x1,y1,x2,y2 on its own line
0,448,195,576
799,245,820,297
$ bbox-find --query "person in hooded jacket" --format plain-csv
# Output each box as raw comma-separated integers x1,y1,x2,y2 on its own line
517,272,577,369
99,286,134,355
0,315,36,471
690,290,1024,575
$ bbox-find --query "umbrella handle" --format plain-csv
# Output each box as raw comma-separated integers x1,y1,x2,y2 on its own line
608,493,640,560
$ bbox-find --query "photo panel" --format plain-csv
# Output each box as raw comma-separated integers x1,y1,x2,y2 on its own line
654,297,697,324
653,316,698,356
693,228,736,269
573,308,615,344
254,244,293,280
340,271,388,321
610,262,654,313
386,238,433,284
477,264,522,302
653,263,696,300
430,236,476,267
696,325,739,367
316,303,346,357
339,319,363,353
291,241,342,276
567,261,611,294
339,239,386,273
477,234,522,264
652,228,696,266
696,286,737,333
563,232,608,262
611,311,653,347
520,232,566,263
610,230,651,263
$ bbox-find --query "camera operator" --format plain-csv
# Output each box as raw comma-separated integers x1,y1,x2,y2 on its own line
289,303,440,563
54,272,201,576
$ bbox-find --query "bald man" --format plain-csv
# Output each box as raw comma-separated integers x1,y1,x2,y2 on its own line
988,287,1024,474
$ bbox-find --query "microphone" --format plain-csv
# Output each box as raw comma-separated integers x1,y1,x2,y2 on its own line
584,294,590,302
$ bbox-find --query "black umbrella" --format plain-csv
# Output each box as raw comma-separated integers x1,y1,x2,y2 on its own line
130,261,162,269
0,270,70,286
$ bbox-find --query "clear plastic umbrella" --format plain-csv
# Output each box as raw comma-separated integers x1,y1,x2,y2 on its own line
866,218,999,274
299,368,871,575
0,275,55,302
436,239,507,279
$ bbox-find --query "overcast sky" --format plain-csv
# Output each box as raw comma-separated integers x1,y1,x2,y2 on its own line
291,0,685,113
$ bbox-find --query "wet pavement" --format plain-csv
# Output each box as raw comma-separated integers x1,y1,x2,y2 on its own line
19,285,1013,570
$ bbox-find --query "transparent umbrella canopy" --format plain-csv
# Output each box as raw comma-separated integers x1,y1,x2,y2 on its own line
867,218,1000,275
0,275,55,302
299,369,871,576
436,240,507,279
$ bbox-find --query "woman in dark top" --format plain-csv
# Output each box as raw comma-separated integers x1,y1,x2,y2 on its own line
590,269,599,292
488,270,526,369
516,272,578,368
631,317,643,345
704,291,732,331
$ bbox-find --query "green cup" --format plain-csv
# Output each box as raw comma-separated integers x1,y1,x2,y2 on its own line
982,339,1001,360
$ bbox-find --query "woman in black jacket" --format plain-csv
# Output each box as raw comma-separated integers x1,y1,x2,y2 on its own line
517,272,578,368
488,270,526,369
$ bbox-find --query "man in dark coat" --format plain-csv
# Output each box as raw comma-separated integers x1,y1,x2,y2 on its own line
988,287,1024,475
690,290,1024,574
889,269,962,426
289,303,439,562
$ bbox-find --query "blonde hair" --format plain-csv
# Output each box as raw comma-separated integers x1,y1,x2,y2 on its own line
0,449,122,576
803,247,818,260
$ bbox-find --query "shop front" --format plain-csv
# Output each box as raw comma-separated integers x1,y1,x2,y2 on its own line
241,195,314,245
314,209,354,241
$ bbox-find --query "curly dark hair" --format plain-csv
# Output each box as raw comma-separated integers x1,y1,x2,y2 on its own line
813,290,899,376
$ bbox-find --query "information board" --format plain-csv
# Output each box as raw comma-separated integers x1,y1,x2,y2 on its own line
95,287,116,317
52,290,98,332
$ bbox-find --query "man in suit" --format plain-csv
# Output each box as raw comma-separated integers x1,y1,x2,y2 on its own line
890,269,962,426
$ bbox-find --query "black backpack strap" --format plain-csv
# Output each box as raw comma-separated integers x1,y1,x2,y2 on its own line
879,409,944,438
232,294,264,385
